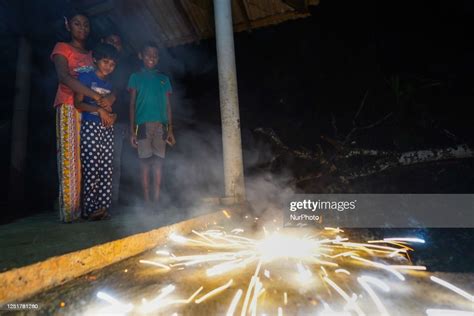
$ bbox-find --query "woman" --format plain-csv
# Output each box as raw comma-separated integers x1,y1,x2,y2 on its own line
51,11,113,222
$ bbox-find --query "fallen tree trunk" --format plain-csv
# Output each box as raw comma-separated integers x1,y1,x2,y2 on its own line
254,128,474,181
344,144,474,180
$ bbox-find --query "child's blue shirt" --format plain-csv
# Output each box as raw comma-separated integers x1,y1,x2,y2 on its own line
78,70,113,123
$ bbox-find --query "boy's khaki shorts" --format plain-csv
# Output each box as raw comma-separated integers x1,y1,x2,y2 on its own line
137,122,166,159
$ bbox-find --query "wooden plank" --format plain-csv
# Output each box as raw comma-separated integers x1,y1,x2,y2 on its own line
176,0,201,41
237,0,252,32
281,0,308,12
76,0,115,16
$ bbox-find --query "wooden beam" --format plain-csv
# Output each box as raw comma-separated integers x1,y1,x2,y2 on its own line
176,0,201,42
188,0,210,10
236,0,252,33
75,0,115,16
281,0,308,12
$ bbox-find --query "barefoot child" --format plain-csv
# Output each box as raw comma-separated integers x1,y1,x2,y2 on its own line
128,42,176,205
74,43,119,220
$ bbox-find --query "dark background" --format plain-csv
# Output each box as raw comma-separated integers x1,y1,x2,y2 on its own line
1,0,474,221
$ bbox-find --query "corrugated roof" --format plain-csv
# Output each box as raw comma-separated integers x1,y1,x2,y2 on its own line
75,0,319,50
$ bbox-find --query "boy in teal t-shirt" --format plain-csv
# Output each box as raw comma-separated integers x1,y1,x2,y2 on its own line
128,41,176,204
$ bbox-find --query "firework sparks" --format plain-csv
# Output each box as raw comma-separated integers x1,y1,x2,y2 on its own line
227,289,243,316
426,309,474,316
95,291,134,315
140,284,176,313
430,276,474,302
88,225,471,315
195,279,233,304
357,275,390,316
139,259,171,270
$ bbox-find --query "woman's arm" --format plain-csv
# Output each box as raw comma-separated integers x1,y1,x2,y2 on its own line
53,54,101,101
74,92,99,113
74,92,113,126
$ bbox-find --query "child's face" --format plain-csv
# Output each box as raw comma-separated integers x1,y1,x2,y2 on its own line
67,15,90,42
140,47,159,69
95,58,116,78
104,35,122,53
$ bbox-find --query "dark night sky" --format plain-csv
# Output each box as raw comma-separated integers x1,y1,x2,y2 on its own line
1,0,474,217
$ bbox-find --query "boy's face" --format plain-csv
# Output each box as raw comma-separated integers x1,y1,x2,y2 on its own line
95,58,116,78
139,47,159,69
67,15,90,41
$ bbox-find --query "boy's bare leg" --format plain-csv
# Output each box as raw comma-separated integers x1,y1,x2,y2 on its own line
152,157,163,203
140,159,151,203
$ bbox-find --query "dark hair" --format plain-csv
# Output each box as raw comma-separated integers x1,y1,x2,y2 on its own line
63,9,88,25
93,43,119,62
102,29,122,40
141,41,159,53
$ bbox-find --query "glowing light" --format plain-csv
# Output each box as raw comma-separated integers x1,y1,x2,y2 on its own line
167,286,203,305
241,276,257,316
193,230,216,244
384,237,425,243
390,265,427,271
249,278,263,316
335,269,351,275
426,309,474,316
357,275,390,316
323,276,365,316
226,289,243,316
207,257,255,276
223,210,231,218
318,303,352,316
350,256,405,281
430,276,474,302
169,233,187,244
96,292,134,313
139,260,170,270
325,227,344,233
296,263,313,283
195,279,233,304
256,233,319,261
141,284,176,313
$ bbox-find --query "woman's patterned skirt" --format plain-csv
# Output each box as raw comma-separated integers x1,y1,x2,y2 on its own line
56,104,81,222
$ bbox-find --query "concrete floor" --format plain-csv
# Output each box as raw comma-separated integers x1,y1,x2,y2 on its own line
0,206,207,272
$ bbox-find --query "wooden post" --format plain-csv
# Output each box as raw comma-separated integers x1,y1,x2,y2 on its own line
9,37,32,207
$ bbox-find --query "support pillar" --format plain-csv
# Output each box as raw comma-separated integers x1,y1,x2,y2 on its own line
213,0,246,202
9,37,32,206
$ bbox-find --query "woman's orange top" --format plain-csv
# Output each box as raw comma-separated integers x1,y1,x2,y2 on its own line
50,42,94,106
